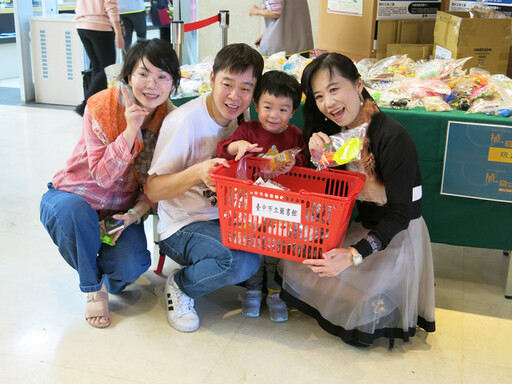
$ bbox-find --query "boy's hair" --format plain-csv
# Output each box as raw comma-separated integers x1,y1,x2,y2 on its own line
120,38,181,95
254,70,302,111
212,43,264,82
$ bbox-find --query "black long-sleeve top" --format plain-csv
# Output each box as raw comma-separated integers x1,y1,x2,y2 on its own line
351,112,423,258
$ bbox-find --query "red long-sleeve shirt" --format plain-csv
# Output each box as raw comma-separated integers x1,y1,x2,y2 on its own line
216,120,307,166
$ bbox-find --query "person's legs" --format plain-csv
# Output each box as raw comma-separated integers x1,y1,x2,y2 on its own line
77,29,115,101
264,256,281,291
242,262,264,317
120,15,134,48
159,220,261,298
98,221,151,294
264,256,288,322
159,26,170,42
40,184,103,292
131,10,147,42
40,184,109,328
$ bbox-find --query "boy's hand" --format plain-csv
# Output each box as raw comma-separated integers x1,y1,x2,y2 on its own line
228,140,263,161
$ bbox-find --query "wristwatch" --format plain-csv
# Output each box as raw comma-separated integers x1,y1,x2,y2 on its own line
350,247,363,266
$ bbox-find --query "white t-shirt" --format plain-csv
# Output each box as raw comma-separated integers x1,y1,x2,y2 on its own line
148,94,238,240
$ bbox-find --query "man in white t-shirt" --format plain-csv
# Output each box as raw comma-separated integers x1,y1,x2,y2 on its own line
147,43,264,333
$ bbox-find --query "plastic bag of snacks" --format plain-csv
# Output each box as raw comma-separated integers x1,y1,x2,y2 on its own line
282,54,311,81
260,146,302,179
236,146,302,181
423,96,452,112
491,74,512,105
312,123,367,171
264,52,287,71
415,57,470,80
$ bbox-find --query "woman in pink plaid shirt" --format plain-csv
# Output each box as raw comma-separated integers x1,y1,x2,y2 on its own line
40,39,180,328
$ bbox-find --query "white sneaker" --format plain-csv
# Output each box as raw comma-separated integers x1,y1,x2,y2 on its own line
165,269,200,332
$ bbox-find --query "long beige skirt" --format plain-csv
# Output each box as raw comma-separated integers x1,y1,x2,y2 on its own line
279,217,436,345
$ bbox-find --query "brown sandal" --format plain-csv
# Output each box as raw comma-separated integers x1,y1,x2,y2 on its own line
85,291,111,328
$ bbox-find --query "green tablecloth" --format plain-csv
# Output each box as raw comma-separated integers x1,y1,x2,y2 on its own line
381,108,512,250
172,95,512,250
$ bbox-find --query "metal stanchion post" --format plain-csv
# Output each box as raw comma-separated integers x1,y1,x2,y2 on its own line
170,20,184,64
219,10,229,48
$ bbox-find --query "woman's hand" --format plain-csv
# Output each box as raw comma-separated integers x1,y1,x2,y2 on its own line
195,157,230,191
309,132,332,164
100,211,137,243
309,131,332,155
122,86,148,150
123,86,148,131
303,247,354,277
115,33,125,50
249,5,261,16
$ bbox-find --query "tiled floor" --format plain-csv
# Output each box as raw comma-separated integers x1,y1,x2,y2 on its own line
1,100,511,384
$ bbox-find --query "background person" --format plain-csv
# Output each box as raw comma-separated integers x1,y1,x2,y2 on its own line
148,0,172,42
74,0,125,116
250,0,314,57
279,52,436,347
40,39,181,329
119,0,147,49
147,43,264,333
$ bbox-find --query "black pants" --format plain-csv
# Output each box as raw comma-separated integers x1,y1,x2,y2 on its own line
120,10,147,49
159,25,170,42
77,28,116,104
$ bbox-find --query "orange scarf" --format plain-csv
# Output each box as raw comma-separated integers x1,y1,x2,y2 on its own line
351,99,379,180
87,85,168,157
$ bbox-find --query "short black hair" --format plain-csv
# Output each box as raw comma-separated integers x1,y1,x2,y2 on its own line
212,43,264,82
120,39,181,95
254,70,302,111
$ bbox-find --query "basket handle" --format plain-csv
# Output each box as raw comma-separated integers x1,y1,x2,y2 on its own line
210,163,255,185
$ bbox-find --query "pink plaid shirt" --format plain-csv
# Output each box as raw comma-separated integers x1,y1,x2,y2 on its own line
262,0,282,14
52,107,144,213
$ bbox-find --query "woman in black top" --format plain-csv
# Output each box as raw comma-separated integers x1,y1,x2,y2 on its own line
279,53,436,347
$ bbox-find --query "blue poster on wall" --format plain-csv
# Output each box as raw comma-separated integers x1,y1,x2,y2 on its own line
441,121,512,203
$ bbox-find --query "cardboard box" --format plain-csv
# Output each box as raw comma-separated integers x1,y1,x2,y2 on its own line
387,44,434,61
376,20,435,59
449,1,512,17
433,11,512,74
317,0,444,61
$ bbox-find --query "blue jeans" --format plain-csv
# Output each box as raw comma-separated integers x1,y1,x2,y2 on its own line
159,220,261,298
40,184,151,293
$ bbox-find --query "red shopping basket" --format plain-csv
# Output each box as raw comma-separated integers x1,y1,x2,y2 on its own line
211,157,366,262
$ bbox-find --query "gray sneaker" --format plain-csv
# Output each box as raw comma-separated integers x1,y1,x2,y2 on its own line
266,293,288,322
165,270,200,332
242,290,263,317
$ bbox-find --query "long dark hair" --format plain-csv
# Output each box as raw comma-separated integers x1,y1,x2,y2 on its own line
120,38,181,96
301,53,372,148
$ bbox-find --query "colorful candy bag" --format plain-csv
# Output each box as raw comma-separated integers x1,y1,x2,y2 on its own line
312,123,368,171
236,146,302,181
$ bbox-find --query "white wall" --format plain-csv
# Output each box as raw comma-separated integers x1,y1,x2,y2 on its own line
197,0,319,62
0,43,19,80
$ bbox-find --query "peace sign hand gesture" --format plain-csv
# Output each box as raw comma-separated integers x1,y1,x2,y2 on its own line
121,86,149,151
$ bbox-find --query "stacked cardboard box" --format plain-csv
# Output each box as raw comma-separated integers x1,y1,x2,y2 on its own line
317,0,447,61
433,11,512,74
